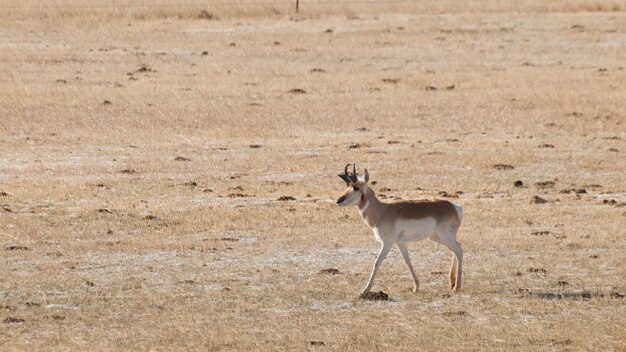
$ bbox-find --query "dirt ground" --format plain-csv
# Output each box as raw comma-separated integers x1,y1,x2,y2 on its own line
1,1,625,351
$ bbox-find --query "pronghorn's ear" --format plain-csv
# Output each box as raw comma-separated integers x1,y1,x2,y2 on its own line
363,168,370,183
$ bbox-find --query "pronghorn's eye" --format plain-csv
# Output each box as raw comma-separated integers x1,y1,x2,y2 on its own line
353,187,360,191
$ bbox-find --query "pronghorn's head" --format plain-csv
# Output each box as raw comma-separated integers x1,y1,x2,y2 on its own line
336,164,369,207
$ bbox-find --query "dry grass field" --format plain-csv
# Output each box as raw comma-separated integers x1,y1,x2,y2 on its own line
1,1,625,351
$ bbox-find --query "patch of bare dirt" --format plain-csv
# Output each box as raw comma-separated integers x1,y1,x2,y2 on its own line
135,65,153,73
228,193,253,198
603,199,626,207
197,10,218,20
535,181,555,189
219,237,239,242
583,184,602,189
519,288,615,301
347,142,366,149
5,245,30,251
442,311,468,317
3,317,25,324
530,231,565,239
559,188,586,194
319,268,340,275
359,291,389,301
493,164,514,170
438,191,462,198
528,268,547,274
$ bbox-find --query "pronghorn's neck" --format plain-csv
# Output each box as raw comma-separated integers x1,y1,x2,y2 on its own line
357,187,384,228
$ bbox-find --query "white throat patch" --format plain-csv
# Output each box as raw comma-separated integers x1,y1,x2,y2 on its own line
359,199,370,214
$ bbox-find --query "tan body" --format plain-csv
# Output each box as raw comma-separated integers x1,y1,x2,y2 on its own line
337,165,464,295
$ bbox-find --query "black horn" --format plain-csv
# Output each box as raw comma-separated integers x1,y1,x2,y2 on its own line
338,163,352,184
349,164,358,183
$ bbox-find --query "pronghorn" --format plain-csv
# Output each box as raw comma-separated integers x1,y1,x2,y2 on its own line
336,164,464,296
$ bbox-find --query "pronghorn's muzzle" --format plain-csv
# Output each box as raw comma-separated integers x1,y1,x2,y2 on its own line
336,194,348,206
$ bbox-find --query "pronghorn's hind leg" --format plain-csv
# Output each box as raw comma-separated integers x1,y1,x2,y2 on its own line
449,244,462,290
430,227,463,291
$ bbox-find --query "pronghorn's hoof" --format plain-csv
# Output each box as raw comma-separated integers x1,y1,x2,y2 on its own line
412,286,419,293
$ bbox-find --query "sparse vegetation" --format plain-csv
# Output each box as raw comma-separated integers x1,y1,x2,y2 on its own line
0,1,625,351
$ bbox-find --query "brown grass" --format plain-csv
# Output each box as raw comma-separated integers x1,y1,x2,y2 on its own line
1,1,625,351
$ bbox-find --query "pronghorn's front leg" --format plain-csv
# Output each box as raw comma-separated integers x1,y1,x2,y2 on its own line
396,243,419,292
360,242,393,296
